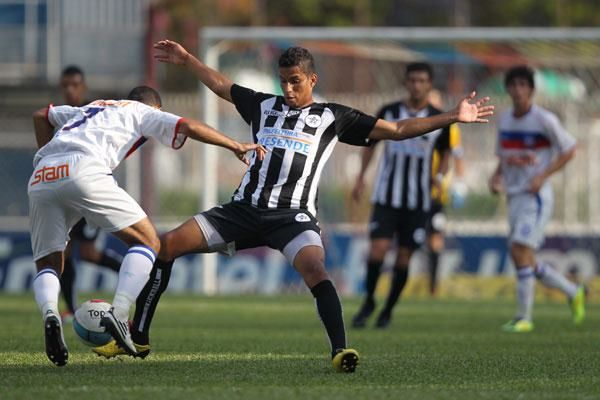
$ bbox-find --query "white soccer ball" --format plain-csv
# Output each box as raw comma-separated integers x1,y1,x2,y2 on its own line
73,299,113,347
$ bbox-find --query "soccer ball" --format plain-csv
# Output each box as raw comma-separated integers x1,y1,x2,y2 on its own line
72,299,113,347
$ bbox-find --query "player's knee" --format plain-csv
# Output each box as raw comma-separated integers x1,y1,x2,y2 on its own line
298,259,328,285
158,233,175,262
510,242,534,266
369,238,391,261
147,235,161,255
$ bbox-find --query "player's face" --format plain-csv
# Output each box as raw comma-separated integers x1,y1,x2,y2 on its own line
60,74,86,107
404,71,432,103
506,77,534,108
279,66,317,108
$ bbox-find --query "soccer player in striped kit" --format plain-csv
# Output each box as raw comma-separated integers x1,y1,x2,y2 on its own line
351,63,453,328
29,86,262,366
489,65,585,333
94,40,493,372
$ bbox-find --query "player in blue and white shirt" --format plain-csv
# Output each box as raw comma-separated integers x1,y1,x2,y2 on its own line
29,86,262,366
103,40,494,373
488,66,585,333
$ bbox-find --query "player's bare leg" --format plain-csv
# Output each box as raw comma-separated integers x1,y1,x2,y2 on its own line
293,246,358,372
427,232,445,296
376,246,412,328
33,252,68,366
352,238,391,328
99,217,161,355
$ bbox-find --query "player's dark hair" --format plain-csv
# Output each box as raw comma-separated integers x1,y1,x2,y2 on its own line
61,65,85,80
505,65,535,89
278,47,316,75
127,86,162,108
405,62,433,80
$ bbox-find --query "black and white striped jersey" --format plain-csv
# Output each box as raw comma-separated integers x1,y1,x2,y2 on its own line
230,84,377,216
371,101,450,212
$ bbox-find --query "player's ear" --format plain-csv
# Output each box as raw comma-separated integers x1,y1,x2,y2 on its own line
310,73,317,88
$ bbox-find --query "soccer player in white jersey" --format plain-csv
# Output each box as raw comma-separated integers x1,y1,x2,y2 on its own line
93,40,493,373
29,86,263,366
488,66,586,333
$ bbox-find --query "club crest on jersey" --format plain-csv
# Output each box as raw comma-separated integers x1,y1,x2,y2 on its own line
305,114,322,128
295,213,311,222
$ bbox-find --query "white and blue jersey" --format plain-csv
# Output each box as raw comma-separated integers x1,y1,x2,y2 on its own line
496,105,576,196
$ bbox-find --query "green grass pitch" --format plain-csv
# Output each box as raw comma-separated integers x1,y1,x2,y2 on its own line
1,294,599,399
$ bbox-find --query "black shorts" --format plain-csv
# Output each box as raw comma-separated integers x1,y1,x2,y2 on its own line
69,218,99,242
426,201,446,235
201,201,321,252
369,204,428,249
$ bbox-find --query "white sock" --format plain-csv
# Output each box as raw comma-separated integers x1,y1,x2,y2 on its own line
112,245,156,320
516,266,535,321
535,262,578,299
33,268,61,320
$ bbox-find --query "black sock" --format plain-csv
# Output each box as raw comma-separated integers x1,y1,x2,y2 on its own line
428,250,440,295
131,259,173,345
365,259,383,305
382,267,409,315
98,249,123,272
310,280,346,358
60,258,77,314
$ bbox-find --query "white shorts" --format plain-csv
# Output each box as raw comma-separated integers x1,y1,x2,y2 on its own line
508,185,553,250
28,153,147,261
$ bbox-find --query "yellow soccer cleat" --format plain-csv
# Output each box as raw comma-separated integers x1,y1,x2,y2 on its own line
502,319,534,333
332,348,359,373
92,340,151,359
570,286,586,326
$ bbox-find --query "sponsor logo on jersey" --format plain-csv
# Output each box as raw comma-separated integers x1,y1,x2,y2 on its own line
295,213,311,222
258,128,314,155
263,109,301,118
305,114,322,128
30,163,70,186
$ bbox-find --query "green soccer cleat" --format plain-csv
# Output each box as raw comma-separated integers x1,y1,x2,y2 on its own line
502,319,534,333
332,348,359,373
92,340,151,359
570,286,586,325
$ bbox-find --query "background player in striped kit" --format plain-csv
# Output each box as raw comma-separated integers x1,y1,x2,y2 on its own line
92,40,493,372
57,65,124,323
29,86,262,366
351,63,452,328
489,65,585,333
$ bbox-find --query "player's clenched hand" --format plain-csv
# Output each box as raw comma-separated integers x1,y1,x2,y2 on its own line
154,39,190,65
233,143,267,165
455,91,494,123
528,174,545,194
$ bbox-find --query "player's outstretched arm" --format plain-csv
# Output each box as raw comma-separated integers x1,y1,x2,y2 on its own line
368,92,494,142
154,39,234,103
179,118,266,165
32,107,54,148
